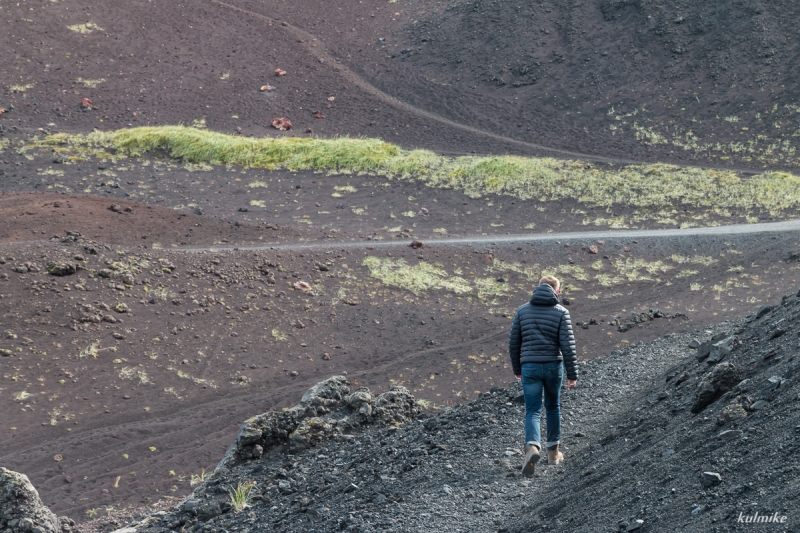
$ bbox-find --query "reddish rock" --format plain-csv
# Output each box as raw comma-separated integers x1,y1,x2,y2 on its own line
270,117,292,131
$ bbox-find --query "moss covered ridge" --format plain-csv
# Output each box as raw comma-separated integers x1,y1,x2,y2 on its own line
38,125,800,214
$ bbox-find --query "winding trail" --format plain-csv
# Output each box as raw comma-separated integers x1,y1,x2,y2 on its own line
203,1,701,168
208,0,789,175
173,218,800,253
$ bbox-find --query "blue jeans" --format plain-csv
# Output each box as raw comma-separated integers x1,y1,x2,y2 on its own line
521,361,564,448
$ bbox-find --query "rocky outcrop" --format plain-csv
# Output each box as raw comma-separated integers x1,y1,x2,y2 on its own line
45,262,78,277
691,361,740,413
215,376,420,471
0,468,73,533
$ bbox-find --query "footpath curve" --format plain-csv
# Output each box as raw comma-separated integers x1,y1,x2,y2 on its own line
208,0,764,172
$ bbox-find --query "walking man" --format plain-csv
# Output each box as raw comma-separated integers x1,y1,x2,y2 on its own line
508,275,578,475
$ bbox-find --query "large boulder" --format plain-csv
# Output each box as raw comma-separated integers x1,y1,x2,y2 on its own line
692,362,740,413
0,467,70,533
299,375,351,410
371,384,420,424
215,377,420,470
46,262,77,277
707,337,736,365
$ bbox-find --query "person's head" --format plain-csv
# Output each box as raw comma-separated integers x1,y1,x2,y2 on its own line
539,275,560,295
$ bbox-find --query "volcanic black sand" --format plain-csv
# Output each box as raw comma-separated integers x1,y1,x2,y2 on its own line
3,0,800,526
1,181,799,518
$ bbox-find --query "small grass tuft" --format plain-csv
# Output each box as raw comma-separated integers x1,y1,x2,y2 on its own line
76,77,105,88
67,22,103,34
190,469,209,486
9,83,34,93
229,481,256,512
612,257,672,282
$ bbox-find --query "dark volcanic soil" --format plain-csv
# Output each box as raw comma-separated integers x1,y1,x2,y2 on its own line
0,0,530,157
3,0,800,167
3,0,800,527
1,208,799,518
0,193,309,247
93,297,800,533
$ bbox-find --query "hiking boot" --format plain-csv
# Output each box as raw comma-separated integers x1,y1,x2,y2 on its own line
521,444,540,476
547,444,564,465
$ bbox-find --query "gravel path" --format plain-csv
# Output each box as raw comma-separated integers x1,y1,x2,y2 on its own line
124,328,706,533
172,218,800,253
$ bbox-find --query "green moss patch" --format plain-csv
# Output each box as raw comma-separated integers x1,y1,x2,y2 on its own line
31,125,800,216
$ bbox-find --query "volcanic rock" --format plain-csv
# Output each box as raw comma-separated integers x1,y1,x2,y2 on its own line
691,362,740,413
46,262,77,277
0,468,67,533
270,117,292,131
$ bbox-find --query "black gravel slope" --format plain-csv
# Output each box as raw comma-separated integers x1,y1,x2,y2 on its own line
73,290,800,533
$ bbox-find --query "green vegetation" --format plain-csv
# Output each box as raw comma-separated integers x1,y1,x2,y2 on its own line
8,83,34,93
76,77,105,88
67,22,103,34
363,257,471,295
612,257,672,282
633,121,799,167
119,367,151,385
474,277,511,301
30,126,800,217
229,481,255,512
79,343,99,359
190,469,209,486
546,264,591,282
670,254,718,266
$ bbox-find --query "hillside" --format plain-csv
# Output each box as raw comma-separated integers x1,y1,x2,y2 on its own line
3,0,800,165
2,0,800,529
6,290,796,532
391,0,800,167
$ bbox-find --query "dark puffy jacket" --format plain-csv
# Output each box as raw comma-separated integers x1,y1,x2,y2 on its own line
508,284,578,380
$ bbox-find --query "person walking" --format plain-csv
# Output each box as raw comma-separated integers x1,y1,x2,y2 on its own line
508,275,578,476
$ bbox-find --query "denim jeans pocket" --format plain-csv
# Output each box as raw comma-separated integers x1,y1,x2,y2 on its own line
521,364,541,383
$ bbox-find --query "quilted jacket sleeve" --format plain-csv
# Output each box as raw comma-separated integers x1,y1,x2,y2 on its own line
559,309,578,380
508,309,522,375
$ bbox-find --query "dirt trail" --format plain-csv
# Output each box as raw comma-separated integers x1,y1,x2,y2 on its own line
174,218,800,253
204,1,660,166
3,218,798,252
208,0,784,175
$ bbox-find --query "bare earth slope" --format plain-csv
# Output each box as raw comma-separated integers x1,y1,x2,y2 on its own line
2,0,800,527
1,194,799,520
393,0,800,167
75,292,799,533
4,0,800,165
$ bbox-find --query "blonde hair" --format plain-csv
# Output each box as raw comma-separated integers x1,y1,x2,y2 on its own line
539,275,560,291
